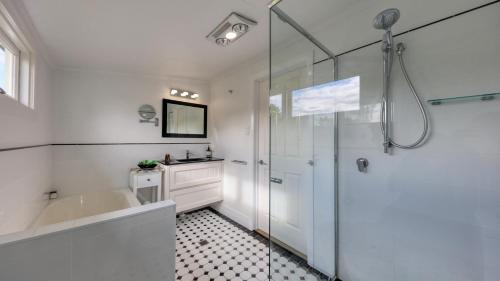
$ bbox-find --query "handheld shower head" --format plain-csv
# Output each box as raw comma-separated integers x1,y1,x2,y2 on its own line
373,8,400,30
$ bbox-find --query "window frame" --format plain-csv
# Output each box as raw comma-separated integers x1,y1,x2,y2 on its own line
0,3,36,109
0,27,20,100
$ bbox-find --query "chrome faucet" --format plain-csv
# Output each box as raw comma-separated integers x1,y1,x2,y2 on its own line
186,150,194,159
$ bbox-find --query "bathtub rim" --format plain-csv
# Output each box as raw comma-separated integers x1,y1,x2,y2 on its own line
30,189,142,228
0,199,176,246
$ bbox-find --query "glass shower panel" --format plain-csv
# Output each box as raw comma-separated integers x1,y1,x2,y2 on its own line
269,6,336,281
335,3,500,280
271,1,500,281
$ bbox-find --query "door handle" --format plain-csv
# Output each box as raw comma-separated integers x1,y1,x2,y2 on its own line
270,177,282,184
258,160,267,165
232,160,248,165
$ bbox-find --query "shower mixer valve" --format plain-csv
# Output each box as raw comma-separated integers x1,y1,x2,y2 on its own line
356,158,369,173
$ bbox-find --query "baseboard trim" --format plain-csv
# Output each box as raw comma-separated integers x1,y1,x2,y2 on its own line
211,203,254,230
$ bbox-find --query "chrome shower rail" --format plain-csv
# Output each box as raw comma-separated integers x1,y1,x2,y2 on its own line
270,5,336,61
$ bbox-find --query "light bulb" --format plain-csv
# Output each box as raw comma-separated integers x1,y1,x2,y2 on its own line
225,32,237,40
170,89,178,95
216,38,229,46
232,23,249,33
181,91,189,97
191,94,199,99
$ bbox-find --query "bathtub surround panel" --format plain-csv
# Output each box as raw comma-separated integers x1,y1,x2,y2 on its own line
0,0,54,236
0,201,176,281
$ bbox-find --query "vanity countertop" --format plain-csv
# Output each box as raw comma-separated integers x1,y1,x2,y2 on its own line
159,157,224,166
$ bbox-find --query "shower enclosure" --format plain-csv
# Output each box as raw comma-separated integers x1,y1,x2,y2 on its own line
268,1,500,281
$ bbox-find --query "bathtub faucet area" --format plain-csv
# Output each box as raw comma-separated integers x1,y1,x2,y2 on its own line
44,190,59,200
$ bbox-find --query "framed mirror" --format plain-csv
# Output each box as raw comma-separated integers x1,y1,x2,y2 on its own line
162,99,207,138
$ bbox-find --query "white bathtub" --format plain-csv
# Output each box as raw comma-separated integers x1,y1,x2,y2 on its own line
32,189,140,228
0,197,176,281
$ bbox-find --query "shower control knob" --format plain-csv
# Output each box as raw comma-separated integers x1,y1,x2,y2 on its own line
356,158,369,173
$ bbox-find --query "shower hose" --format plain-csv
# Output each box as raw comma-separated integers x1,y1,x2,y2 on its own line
380,42,429,149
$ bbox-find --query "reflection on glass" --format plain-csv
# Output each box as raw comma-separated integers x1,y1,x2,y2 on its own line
166,103,205,134
0,48,6,92
343,103,381,124
292,76,360,116
270,94,283,114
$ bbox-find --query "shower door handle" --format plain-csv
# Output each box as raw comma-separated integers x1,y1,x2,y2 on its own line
270,177,282,184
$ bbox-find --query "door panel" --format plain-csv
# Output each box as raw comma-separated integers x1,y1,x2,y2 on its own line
269,68,313,255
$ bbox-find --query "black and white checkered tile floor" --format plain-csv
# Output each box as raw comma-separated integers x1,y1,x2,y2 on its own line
175,209,328,281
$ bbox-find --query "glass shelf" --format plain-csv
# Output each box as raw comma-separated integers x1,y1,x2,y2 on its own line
427,93,500,105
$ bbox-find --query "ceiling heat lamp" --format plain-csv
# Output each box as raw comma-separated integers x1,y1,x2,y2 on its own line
206,12,257,47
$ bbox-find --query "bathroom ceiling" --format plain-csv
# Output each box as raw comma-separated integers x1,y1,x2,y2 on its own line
275,0,491,56
21,0,490,80
21,0,271,80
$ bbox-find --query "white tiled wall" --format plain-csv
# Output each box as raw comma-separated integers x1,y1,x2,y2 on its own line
0,0,54,235
210,58,268,229
52,143,210,196
336,5,500,281
50,68,213,197
0,147,53,235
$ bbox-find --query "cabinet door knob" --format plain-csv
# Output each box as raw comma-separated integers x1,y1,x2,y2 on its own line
147,178,151,181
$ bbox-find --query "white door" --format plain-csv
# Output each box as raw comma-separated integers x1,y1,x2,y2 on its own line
257,69,313,255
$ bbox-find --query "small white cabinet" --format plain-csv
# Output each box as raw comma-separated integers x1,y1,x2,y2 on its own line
159,161,223,213
129,168,162,204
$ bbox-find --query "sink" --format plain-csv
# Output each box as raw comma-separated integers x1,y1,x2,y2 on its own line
176,158,209,163
161,157,224,165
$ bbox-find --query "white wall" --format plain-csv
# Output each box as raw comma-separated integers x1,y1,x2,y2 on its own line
51,69,212,196
209,56,267,229
0,0,53,235
335,4,500,281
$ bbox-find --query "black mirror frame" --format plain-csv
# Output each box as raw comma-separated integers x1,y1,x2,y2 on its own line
162,99,207,138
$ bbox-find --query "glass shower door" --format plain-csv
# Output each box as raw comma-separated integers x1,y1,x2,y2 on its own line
269,5,337,280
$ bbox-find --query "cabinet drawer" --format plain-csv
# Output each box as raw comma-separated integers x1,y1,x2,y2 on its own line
137,174,161,187
169,162,223,191
169,182,222,213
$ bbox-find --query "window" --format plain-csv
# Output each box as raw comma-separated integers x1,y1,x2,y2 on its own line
292,76,360,117
0,29,19,99
0,4,35,108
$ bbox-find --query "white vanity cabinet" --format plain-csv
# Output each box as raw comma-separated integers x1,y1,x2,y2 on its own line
160,160,223,213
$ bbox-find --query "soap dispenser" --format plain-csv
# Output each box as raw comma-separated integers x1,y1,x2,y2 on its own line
206,146,213,158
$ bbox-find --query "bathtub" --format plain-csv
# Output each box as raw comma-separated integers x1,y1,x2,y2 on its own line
0,190,176,281
32,189,141,228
